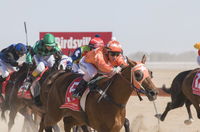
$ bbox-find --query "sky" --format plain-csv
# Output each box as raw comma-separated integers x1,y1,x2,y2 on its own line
0,0,200,56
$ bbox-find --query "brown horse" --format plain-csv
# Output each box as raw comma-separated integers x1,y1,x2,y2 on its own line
3,58,62,132
0,63,40,132
39,55,158,132
155,70,194,125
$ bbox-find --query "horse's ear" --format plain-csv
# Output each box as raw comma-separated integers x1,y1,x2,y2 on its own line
141,55,147,64
126,56,137,66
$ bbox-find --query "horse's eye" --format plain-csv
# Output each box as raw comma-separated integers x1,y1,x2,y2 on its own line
134,70,143,81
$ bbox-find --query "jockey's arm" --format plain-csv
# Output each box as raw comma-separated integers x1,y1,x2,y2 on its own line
95,53,114,73
3,53,18,67
71,48,82,63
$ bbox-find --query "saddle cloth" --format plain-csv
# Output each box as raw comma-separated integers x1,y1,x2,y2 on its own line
192,71,200,96
59,77,90,111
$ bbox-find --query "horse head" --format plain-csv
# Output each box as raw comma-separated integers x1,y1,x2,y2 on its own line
122,55,158,101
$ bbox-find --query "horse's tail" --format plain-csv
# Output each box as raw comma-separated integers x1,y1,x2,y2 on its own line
161,84,171,94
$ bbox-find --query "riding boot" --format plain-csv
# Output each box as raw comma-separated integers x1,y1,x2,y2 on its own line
34,95,42,107
24,75,36,90
18,75,36,99
72,79,88,99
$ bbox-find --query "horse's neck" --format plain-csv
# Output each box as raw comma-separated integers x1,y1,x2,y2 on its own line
107,74,133,105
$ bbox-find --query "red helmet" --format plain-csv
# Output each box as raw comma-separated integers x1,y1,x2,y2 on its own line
89,37,104,49
106,40,122,52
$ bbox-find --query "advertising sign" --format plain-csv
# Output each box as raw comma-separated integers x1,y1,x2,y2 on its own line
40,32,112,55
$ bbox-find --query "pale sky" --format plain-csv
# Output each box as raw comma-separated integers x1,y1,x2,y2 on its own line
0,0,200,56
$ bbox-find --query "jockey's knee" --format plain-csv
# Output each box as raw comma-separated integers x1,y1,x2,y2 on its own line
83,70,97,82
2,71,9,78
36,62,45,73
48,62,54,68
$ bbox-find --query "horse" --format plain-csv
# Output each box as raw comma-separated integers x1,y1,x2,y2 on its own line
155,70,194,125
3,53,68,132
0,63,40,132
39,55,158,132
182,68,200,119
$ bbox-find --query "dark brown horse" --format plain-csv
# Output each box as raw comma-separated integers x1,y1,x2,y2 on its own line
155,70,195,125
0,63,40,132
39,56,158,132
2,57,63,132
182,68,200,119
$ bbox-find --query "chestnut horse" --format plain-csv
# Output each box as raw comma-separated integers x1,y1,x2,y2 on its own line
39,56,158,132
155,70,194,125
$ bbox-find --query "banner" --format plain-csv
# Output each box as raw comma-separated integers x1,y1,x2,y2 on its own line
40,32,112,55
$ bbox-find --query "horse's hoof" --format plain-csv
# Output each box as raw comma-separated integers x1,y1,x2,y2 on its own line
184,118,194,125
154,114,161,120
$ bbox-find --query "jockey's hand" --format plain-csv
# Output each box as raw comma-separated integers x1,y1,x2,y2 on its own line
25,62,34,68
66,61,73,70
109,66,122,76
113,66,122,73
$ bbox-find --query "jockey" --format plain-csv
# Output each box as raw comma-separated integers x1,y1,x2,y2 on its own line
194,42,200,65
72,39,128,98
19,33,62,100
0,43,28,98
71,34,104,73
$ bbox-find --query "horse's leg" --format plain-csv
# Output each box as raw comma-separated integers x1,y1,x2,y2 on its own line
45,127,53,132
63,117,78,132
184,99,194,125
81,125,90,132
158,95,185,121
39,113,59,132
52,124,60,132
124,118,130,132
22,115,31,132
39,114,46,132
158,102,172,121
19,107,39,132
187,96,200,119
8,107,18,132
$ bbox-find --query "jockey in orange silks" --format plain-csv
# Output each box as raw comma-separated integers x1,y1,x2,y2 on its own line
72,39,128,98
194,42,200,65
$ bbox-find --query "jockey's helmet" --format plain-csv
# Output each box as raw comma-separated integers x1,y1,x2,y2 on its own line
106,40,122,53
43,33,56,47
88,35,104,49
194,42,200,50
15,43,27,56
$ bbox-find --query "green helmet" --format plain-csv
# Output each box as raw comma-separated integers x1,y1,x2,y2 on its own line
43,33,56,46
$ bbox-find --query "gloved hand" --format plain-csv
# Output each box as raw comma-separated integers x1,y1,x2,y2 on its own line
26,62,34,68
66,61,73,70
109,66,122,76
113,66,122,73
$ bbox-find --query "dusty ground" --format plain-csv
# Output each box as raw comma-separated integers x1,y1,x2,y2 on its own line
0,62,200,132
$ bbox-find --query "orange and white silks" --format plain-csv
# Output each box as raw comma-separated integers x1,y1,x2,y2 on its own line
85,47,127,73
131,62,150,89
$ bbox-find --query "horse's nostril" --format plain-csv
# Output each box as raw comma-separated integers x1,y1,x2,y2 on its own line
149,91,156,96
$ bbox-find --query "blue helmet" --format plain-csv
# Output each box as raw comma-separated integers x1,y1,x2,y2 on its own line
15,43,27,55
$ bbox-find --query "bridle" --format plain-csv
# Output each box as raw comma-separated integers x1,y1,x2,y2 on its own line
96,62,152,108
